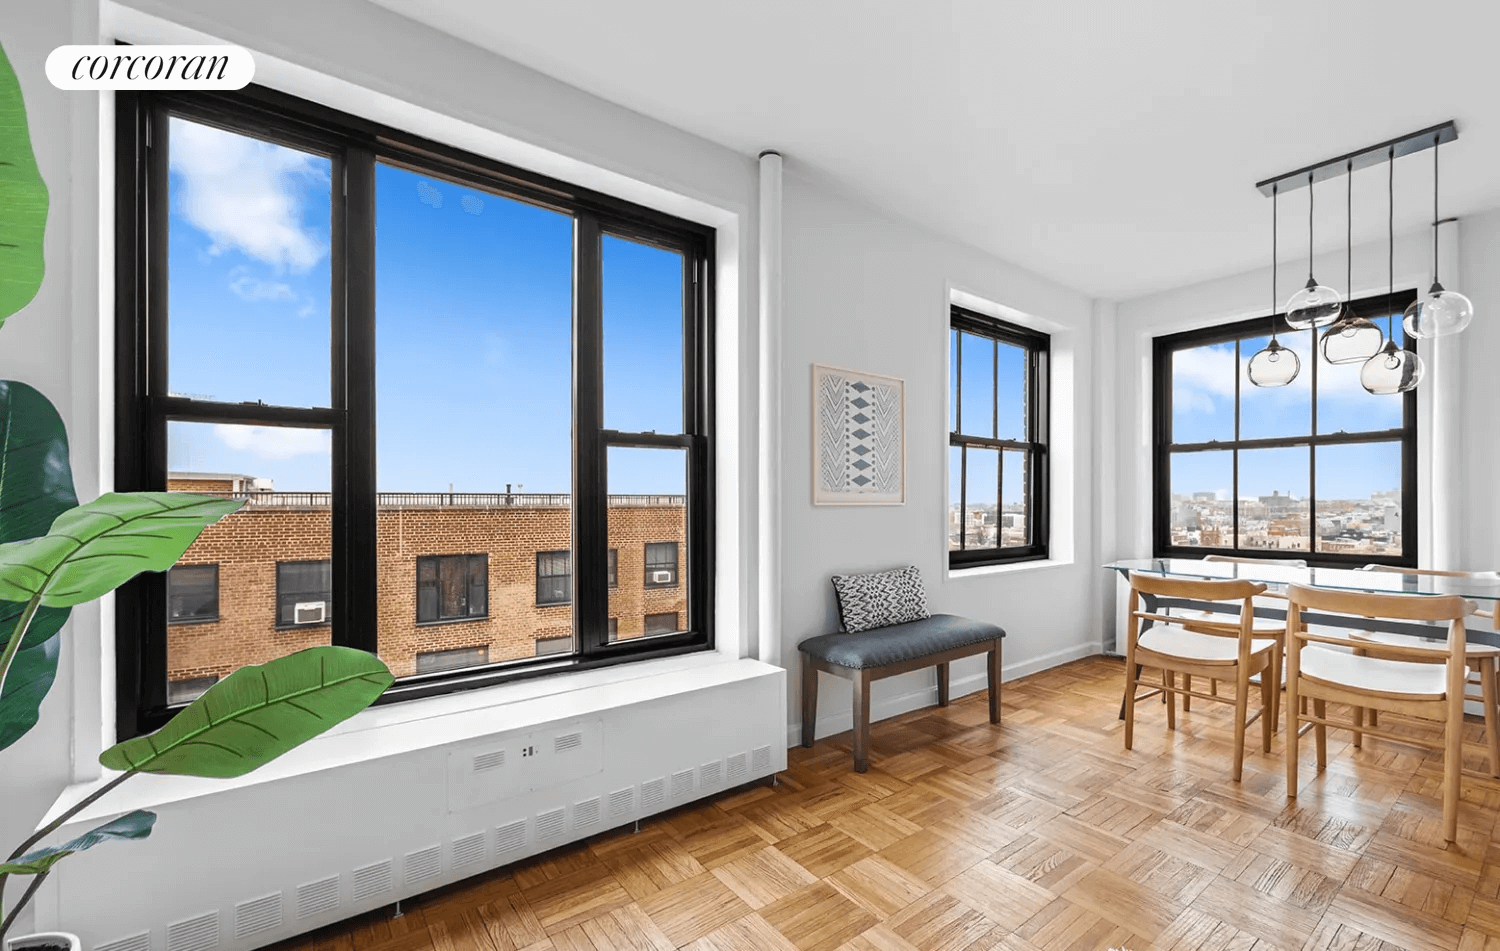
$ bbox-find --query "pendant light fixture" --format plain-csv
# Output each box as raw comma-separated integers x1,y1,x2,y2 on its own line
1248,184,1300,387
1285,171,1342,329
1404,132,1474,337
1320,158,1384,363
1361,146,1424,395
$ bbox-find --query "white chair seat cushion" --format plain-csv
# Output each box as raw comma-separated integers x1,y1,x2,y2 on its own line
1138,627,1276,663
1299,645,1449,697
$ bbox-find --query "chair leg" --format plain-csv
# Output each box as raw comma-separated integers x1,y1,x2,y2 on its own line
1444,694,1465,844
1210,678,1218,699
986,641,1001,725
936,661,950,707
852,669,871,773
1352,647,1366,748
801,660,818,748
1259,659,1274,753
1232,666,1249,783
1123,648,1138,752
1183,674,1192,712
1269,642,1283,734
1163,669,1176,731
1482,659,1500,778
1286,675,1300,799
1313,698,1327,771
1119,662,1142,721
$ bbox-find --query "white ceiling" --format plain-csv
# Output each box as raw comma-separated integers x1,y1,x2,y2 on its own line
368,0,1500,300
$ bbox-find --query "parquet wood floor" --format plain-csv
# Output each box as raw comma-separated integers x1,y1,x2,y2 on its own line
271,657,1500,951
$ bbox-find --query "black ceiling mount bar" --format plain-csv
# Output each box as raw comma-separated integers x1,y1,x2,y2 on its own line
1255,120,1457,196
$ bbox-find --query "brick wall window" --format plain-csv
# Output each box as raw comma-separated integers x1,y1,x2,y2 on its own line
536,551,572,606
416,645,489,674
417,554,488,624
644,613,679,636
167,564,218,624
277,561,332,628
608,548,618,587
535,636,572,657
167,674,218,705
607,618,618,642
644,542,678,588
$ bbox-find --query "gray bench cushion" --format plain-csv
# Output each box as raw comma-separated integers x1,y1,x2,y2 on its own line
798,614,1005,670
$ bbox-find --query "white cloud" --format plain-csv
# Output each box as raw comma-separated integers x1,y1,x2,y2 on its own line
228,268,296,302
170,119,328,272
215,425,329,460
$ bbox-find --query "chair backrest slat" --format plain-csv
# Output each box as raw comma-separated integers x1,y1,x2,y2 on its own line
1285,583,1472,623
1127,571,1265,602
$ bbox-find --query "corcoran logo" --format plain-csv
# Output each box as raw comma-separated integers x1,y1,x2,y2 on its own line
45,45,254,90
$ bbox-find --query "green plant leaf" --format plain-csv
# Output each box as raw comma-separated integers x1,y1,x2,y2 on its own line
0,492,242,607
100,646,393,778
0,633,58,751
0,43,50,328
0,810,155,875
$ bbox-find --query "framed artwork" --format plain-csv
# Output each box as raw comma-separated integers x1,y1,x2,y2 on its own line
812,363,906,505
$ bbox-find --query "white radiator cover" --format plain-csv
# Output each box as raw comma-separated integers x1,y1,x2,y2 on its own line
42,660,786,951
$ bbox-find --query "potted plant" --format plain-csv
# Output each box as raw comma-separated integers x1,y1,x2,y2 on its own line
0,42,395,948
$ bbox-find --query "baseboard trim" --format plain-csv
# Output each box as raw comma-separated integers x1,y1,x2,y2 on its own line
787,641,1100,749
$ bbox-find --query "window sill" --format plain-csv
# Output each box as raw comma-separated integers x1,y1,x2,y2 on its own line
946,557,1075,580
414,615,490,628
47,651,773,828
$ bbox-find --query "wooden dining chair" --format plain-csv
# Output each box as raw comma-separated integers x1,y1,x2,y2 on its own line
1284,583,1477,843
1348,565,1500,776
1124,572,1277,782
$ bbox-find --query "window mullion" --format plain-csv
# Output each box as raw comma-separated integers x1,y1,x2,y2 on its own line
574,214,608,655
337,145,377,653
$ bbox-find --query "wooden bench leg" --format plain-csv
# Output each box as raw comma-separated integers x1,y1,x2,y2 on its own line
987,639,1002,724
937,662,950,707
801,659,818,748
852,669,872,773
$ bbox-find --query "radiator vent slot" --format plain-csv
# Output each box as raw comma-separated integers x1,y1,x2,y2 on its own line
535,807,565,840
352,859,393,901
296,875,340,919
752,745,772,773
554,731,583,754
452,831,487,869
166,912,219,951
473,749,505,772
495,819,526,856
641,777,666,810
608,786,634,819
671,768,695,800
574,797,601,831
726,752,748,784
700,760,722,789
405,845,442,887
96,932,150,951
234,893,282,939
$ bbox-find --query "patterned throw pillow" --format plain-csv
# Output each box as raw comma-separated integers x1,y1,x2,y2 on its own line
831,566,930,633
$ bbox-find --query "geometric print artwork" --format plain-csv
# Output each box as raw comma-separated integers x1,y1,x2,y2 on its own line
813,364,905,505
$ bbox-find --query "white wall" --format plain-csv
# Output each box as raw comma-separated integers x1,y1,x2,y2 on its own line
1456,208,1500,572
779,171,1102,742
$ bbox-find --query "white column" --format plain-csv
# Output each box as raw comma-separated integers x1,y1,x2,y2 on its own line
757,150,783,668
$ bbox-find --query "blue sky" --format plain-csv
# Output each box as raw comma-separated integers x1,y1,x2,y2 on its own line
164,118,685,496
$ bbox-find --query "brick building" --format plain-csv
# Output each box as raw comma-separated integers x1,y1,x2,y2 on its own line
164,473,688,699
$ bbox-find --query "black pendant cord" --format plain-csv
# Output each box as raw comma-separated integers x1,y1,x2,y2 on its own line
1432,132,1441,285
1388,145,1396,341
1345,159,1353,299
1307,172,1316,284
1271,184,1280,343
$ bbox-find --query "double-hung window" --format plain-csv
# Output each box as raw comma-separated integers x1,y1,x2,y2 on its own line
115,83,714,738
948,306,1050,567
1153,291,1416,565
644,542,679,588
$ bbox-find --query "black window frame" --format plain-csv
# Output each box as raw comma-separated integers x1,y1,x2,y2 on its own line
948,306,1050,568
644,541,679,588
535,550,572,607
275,560,333,629
114,82,716,739
166,564,219,625
416,554,489,624
1152,290,1418,568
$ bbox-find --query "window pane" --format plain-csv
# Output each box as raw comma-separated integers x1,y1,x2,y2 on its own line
165,421,332,704
374,162,575,676
1171,341,1235,444
1168,451,1233,548
604,234,683,434
536,551,572,606
1318,321,1405,435
608,446,688,643
949,329,959,433
958,332,994,437
416,646,488,674
167,565,218,623
1316,442,1403,557
166,118,331,407
948,445,962,551
1239,333,1311,440
1236,446,1310,552
996,341,1027,442
964,447,998,549
644,613,680,636
1001,449,1028,548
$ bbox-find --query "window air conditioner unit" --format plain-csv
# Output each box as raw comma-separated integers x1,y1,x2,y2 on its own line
293,601,326,625
650,570,674,584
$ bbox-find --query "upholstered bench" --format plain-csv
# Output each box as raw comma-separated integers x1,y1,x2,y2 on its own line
800,613,1005,772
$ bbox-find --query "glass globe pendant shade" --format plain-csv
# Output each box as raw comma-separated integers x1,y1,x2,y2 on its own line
1285,278,1342,330
1247,338,1300,387
1359,340,1424,395
1403,283,1474,338
1320,310,1385,364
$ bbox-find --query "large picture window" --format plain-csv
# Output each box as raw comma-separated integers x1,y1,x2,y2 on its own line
115,83,714,738
948,306,1049,567
1153,291,1417,566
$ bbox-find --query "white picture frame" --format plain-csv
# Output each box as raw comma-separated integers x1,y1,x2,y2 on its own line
811,363,906,506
